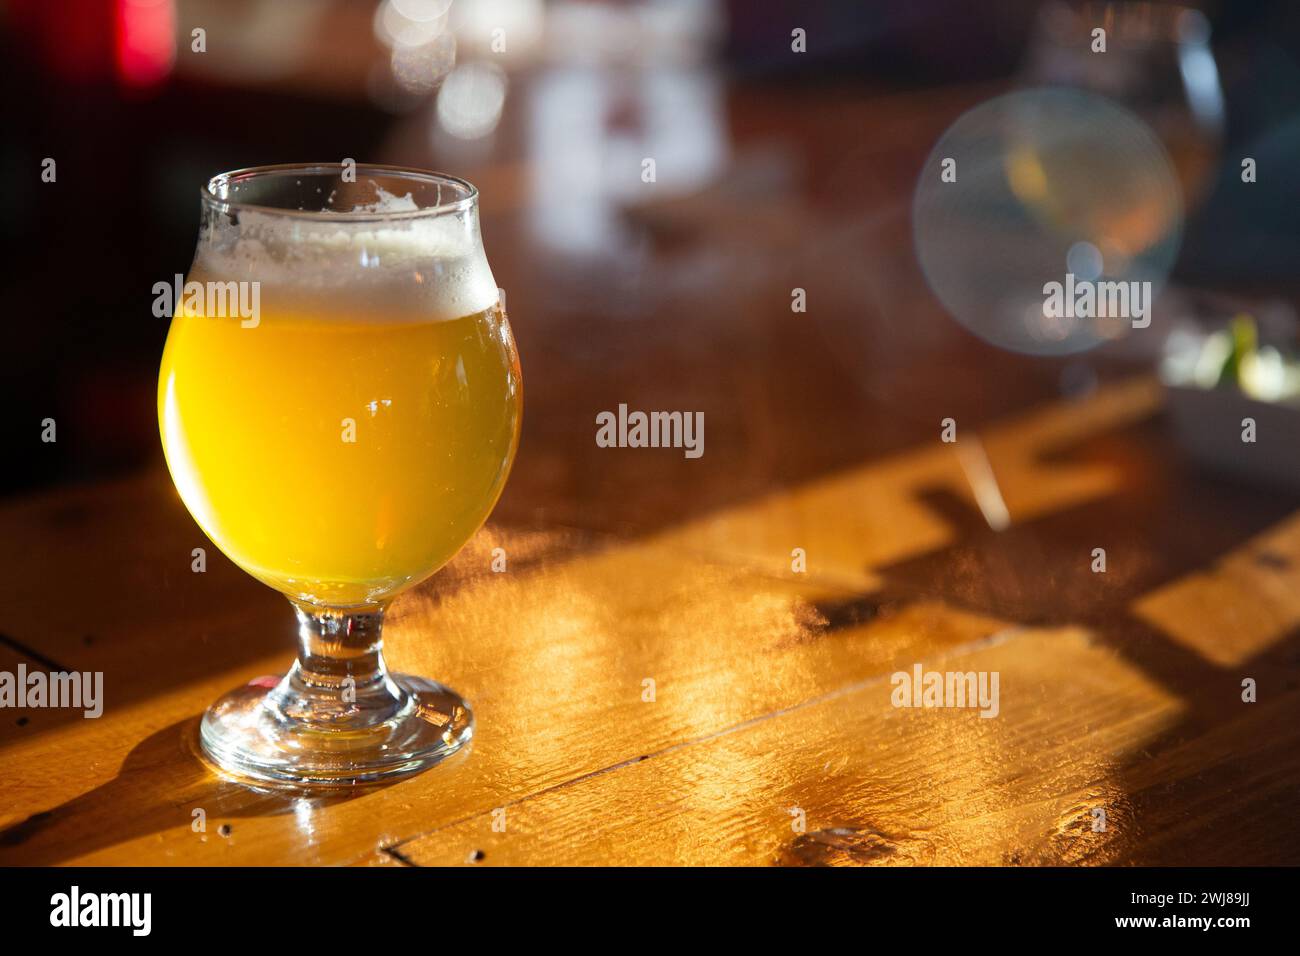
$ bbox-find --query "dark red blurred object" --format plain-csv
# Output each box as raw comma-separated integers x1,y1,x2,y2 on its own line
8,0,173,89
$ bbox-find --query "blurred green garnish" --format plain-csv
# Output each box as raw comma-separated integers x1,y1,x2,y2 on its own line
1164,313,1300,402
1216,313,1258,387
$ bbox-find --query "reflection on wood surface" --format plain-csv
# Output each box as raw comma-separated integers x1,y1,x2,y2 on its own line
2,377,1298,865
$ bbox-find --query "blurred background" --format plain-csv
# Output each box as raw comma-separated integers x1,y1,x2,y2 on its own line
4,0,1300,528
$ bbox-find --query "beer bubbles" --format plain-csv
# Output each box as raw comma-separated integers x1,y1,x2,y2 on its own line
912,88,1183,355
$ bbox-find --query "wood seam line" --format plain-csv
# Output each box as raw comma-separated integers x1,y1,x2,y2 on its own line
0,632,72,674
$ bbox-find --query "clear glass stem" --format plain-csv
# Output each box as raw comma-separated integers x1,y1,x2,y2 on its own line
275,601,406,727
199,597,474,786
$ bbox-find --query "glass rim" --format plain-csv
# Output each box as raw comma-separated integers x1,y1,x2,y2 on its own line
201,163,479,222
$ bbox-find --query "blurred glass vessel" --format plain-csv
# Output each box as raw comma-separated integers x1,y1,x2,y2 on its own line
1022,0,1225,216
158,164,521,786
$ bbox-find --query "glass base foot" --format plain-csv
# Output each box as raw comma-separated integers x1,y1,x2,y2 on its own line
199,671,474,788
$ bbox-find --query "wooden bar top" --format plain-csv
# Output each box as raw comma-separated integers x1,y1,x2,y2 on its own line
3,81,1298,866
3,374,1299,865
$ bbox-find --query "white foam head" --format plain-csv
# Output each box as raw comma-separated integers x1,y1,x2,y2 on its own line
193,182,498,322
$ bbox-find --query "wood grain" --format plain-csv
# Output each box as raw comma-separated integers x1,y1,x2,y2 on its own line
2,378,1298,865
4,73,1299,866
390,628,1184,867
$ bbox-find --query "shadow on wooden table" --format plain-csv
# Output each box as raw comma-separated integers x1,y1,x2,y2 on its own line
0,716,394,865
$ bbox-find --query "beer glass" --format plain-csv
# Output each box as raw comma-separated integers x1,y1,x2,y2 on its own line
158,164,521,786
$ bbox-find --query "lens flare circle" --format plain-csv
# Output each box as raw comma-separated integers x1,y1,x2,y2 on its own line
912,88,1183,356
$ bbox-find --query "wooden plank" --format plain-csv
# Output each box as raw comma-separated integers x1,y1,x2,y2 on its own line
1134,511,1300,666
7,387,1144,862
0,551,1001,863
388,628,1186,866
650,378,1163,589
1,377,1291,866
1107,688,1300,865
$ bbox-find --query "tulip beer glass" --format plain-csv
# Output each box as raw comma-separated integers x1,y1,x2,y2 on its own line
159,164,521,785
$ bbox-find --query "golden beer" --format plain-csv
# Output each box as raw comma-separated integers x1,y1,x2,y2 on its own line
159,298,520,606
